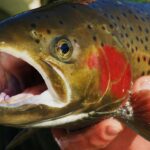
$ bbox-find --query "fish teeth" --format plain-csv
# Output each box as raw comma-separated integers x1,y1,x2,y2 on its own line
0,92,10,102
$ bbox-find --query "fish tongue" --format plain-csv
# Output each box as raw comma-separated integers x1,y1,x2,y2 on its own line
0,84,47,104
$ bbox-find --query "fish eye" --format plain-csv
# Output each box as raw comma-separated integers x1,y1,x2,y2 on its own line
54,38,73,61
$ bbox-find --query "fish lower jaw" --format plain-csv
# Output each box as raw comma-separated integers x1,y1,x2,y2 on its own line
0,89,66,108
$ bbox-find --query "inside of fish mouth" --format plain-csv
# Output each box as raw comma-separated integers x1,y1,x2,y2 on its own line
0,52,48,104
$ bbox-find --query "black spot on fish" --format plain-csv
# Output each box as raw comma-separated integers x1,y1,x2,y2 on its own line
145,28,149,34
136,9,141,14
87,24,93,30
39,34,43,38
143,56,146,61
104,13,108,18
101,25,106,30
145,36,149,42
131,48,134,53
122,12,127,18
113,23,117,27
121,25,125,30
138,26,142,32
144,45,148,51
137,56,140,63
116,16,120,21
35,39,40,44
101,42,104,47
46,29,51,34
141,17,145,22
73,39,77,43
126,43,130,48
109,24,113,29
110,15,114,19
31,23,37,29
125,33,128,38
135,46,138,51
148,59,150,65
147,70,150,75
141,71,145,76
134,15,139,20
128,9,133,14
136,36,139,41
120,33,124,38
93,36,97,42
140,39,144,44
130,26,134,32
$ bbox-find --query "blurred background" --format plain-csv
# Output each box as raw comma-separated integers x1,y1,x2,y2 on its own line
0,0,150,149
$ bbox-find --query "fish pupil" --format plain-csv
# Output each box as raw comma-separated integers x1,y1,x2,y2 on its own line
60,43,70,54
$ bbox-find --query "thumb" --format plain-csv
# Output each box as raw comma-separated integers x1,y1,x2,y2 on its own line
132,76,150,92
52,118,123,150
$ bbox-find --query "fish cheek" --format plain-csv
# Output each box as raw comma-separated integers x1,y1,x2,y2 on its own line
86,48,110,96
59,60,101,105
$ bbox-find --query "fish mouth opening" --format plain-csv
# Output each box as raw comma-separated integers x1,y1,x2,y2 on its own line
0,52,65,107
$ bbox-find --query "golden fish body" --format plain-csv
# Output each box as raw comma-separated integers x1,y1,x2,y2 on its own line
0,0,150,141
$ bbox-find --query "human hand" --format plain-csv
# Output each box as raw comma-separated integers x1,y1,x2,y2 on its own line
52,76,150,150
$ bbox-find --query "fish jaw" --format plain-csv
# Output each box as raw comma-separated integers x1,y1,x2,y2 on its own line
0,45,108,127
0,45,74,124
0,2,114,127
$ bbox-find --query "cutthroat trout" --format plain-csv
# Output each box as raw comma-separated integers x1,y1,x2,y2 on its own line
0,0,150,145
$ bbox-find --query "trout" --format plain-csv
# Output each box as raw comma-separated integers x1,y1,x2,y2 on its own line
0,0,150,145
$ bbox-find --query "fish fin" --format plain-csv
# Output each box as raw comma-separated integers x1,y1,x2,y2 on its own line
42,0,95,5
116,90,150,141
6,129,38,150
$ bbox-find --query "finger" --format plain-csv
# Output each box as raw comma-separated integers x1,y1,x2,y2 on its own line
132,76,150,92
52,118,123,150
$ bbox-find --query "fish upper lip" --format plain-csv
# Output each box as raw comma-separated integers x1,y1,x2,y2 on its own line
41,58,72,104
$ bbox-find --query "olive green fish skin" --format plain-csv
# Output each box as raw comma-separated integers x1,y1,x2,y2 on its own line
0,3,108,125
0,0,150,127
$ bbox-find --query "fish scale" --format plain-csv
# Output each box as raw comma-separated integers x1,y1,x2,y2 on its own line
90,0,150,79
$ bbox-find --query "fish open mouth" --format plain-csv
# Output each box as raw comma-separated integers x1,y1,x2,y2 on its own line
0,52,65,107
0,52,47,105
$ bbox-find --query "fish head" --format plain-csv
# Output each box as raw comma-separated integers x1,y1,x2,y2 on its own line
0,3,130,127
